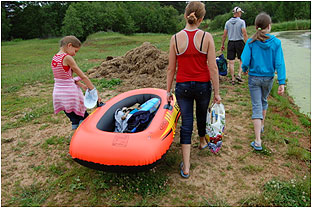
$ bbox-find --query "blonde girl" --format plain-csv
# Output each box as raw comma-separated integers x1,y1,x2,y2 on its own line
167,1,221,178
52,36,100,130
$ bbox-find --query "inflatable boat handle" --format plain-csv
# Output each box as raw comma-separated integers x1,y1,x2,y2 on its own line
97,101,105,107
163,101,173,110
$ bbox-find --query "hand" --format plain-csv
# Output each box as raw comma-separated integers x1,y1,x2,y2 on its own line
278,85,285,95
243,70,248,76
81,85,87,91
167,92,173,103
221,45,225,52
214,94,222,104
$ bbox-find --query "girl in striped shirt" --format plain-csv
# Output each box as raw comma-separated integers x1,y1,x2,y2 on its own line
51,36,100,130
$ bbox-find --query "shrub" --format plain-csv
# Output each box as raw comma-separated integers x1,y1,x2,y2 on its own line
208,12,232,31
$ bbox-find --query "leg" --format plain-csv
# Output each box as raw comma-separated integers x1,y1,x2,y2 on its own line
195,82,212,148
238,59,243,78
64,111,89,130
237,40,245,79
175,83,194,175
248,76,264,145
227,41,236,83
253,119,262,145
64,111,82,125
229,60,235,82
262,110,267,129
181,144,191,175
260,77,274,132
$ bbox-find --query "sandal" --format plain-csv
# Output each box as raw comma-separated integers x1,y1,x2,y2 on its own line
231,80,236,85
250,141,262,151
236,75,243,82
180,162,190,179
198,142,209,150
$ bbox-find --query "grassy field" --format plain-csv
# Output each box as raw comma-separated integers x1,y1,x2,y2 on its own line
1,26,311,206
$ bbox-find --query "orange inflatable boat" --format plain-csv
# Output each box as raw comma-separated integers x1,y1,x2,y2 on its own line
69,88,180,172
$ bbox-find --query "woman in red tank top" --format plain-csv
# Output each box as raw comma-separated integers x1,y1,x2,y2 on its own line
166,1,222,178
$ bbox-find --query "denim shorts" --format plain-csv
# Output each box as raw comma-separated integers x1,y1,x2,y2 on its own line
175,81,212,144
248,76,274,120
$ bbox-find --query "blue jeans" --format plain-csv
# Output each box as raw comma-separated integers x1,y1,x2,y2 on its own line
175,81,212,144
248,76,274,120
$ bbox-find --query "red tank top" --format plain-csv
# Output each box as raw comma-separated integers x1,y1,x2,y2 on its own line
176,29,210,83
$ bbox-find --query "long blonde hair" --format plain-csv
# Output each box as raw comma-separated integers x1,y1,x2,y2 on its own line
185,1,206,25
250,13,271,43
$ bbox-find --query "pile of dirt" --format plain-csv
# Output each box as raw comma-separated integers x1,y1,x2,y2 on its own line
87,42,169,92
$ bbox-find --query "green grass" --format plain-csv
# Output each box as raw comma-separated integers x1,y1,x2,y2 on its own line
240,175,311,207
272,19,311,32
2,28,311,206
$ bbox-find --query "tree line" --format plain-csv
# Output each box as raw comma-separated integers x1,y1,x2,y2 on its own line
2,1,310,41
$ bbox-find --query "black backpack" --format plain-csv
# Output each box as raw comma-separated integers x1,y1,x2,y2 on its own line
216,54,227,76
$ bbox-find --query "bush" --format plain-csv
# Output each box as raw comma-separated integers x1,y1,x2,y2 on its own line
272,20,311,32
208,12,232,31
61,2,179,41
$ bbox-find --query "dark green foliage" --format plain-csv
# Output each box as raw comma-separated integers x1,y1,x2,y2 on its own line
205,1,234,20
208,1,311,30
61,1,179,41
1,7,10,40
2,1,70,40
1,1,311,41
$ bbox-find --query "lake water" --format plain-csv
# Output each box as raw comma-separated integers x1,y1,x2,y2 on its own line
273,30,311,116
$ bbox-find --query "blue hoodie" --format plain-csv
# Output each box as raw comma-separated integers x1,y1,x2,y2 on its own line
241,34,286,85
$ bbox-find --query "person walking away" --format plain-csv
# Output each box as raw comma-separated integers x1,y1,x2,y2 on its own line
52,36,101,130
241,13,286,150
221,7,248,85
166,1,222,178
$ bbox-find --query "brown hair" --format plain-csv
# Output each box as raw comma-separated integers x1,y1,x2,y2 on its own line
60,36,81,48
185,1,206,25
250,13,272,43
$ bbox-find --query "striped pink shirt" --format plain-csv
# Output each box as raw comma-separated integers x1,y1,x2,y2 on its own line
51,53,86,117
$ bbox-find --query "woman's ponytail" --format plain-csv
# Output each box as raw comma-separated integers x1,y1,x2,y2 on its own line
185,1,206,25
187,12,197,24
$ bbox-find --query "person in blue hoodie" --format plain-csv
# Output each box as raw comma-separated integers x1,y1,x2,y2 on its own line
241,12,286,151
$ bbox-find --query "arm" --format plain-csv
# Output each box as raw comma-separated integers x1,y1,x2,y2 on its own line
241,40,251,73
221,29,227,51
206,33,221,104
75,81,87,91
275,41,286,95
64,55,95,90
166,36,177,102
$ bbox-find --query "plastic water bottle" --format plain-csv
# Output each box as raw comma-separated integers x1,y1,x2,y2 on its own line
139,98,160,113
211,110,216,123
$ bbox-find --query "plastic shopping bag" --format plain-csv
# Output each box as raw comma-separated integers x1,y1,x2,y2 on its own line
205,103,225,153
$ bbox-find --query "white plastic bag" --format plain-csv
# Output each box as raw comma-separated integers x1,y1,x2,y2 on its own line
84,88,98,109
205,103,225,153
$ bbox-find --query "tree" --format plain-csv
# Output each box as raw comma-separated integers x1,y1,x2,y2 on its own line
205,1,234,20
1,7,10,40
61,3,85,41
